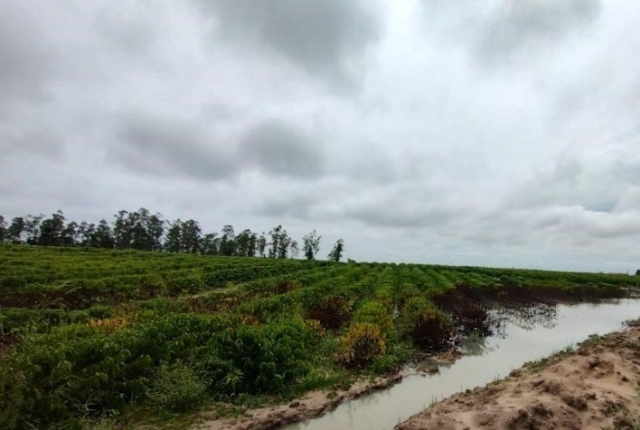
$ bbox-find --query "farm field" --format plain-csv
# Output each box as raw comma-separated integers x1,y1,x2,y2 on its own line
0,244,636,430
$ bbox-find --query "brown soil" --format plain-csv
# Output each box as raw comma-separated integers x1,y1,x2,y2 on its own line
396,321,640,430
195,374,404,430
193,344,464,430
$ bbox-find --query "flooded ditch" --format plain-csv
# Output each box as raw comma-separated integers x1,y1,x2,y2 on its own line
280,299,640,430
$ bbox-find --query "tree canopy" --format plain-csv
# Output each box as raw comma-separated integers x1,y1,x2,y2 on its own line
0,209,343,261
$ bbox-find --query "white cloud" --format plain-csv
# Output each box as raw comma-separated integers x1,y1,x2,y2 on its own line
1,0,640,272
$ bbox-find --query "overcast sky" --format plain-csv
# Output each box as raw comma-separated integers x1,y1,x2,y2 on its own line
2,0,640,273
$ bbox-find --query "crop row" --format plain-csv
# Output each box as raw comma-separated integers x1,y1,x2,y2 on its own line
0,245,637,429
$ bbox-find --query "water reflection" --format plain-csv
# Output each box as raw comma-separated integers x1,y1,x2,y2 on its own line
281,299,640,430
493,303,558,331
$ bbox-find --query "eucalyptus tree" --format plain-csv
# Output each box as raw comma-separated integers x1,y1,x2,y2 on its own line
113,210,134,249
114,208,164,251
61,221,78,246
268,225,295,259
7,217,26,243
0,215,5,242
181,219,201,253
78,222,96,247
328,239,345,262
219,225,236,256
236,229,257,257
290,240,300,258
38,211,66,246
200,232,219,255
257,233,267,257
94,220,115,248
302,230,322,260
25,214,44,245
165,219,183,253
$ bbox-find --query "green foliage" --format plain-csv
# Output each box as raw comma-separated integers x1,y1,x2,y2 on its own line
337,323,386,368
353,300,393,335
147,362,207,413
0,244,634,428
399,297,453,351
298,367,350,392
306,294,353,330
0,312,321,428
327,239,344,262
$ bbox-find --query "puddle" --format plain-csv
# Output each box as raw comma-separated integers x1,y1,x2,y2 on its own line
282,299,640,430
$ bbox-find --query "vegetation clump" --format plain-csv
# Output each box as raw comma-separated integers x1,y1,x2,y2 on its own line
147,362,206,413
307,295,353,330
400,297,453,351
337,323,386,368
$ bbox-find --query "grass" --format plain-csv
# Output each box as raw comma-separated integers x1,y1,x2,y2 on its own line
524,344,576,372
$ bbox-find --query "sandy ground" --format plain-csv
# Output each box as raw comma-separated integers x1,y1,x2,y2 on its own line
397,321,640,430
195,374,404,430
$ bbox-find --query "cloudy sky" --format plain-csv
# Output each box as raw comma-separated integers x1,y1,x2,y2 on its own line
2,0,640,272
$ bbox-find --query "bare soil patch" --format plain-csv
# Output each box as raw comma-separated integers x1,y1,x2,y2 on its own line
396,320,640,430
195,374,403,430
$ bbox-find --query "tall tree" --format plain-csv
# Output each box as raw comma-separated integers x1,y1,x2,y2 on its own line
0,215,6,243
7,217,26,243
328,239,345,262
25,214,44,245
94,220,115,249
78,222,96,247
61,221,78,246
145,211,165,251
268,225,294,259
114,208,164,251
113,210,133,249
247,231,258,257
219,225,236,256
302,230,322,260
165,219,182,253
200,232,219,255
277,234,291,259
290,240,299,258
268,226,282,258
236,229,257,257
38,211,66,246
257,233,267,258
181,219,201,253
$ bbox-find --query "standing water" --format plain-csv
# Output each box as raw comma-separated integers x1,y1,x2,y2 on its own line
282,299,640,430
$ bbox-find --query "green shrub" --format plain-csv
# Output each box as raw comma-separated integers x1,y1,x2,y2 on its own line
306,294,353,330
400,297,453,351
241,294,303,322
298,368,349,392
147,362,206,413
86,306,113,319
204,317,320,395
337,323,386,368
353,300,393,335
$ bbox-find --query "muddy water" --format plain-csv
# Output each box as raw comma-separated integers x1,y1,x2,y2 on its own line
282,299,640,430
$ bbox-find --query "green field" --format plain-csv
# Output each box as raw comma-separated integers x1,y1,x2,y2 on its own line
0,244,635,429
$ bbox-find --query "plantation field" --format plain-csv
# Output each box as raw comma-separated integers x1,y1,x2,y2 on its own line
0,244,636,430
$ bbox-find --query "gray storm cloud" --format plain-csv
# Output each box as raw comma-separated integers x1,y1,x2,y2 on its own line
196,0,381,89
112,115,238,181
0,0,639,272
0,1,50,107
239,120,325,179
475,0,601,66
420,0,602,68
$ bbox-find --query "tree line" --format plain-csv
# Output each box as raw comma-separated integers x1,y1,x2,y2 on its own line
0,209,345,262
